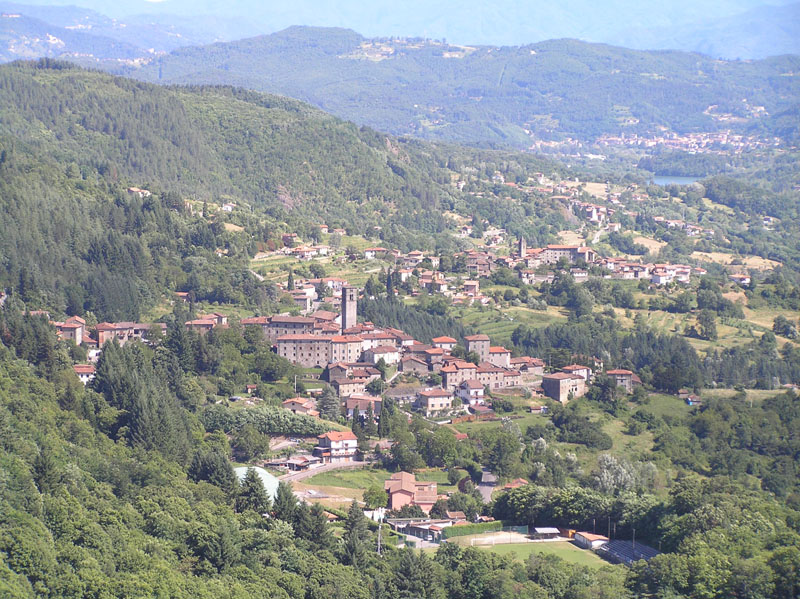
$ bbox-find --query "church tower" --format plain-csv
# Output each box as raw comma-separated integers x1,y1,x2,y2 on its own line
341,285,358,331
518,236,527,258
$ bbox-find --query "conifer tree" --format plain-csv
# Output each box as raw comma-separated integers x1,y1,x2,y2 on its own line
364,403,378,438
273,481,297,523
189,449,237,494
317,385,341,421
235,468,271,514
309,503,334,550
293,501,313,540
342,500,368,568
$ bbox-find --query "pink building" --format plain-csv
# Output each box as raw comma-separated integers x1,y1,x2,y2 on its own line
384,472,438,514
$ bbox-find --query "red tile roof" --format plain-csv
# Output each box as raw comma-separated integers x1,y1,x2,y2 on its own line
318,431,357,441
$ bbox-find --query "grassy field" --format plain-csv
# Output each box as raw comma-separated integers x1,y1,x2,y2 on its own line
582,182,608,200
691,251,781,270
632,235,666,253
292,481,363,508
558,230,586,245
304,467,458,494
451,410,549,436
611,304,794,352
455,305,568,345
305,467,391,490
642,394,693,418
476,541,606,567
603,418,654,458
701,388,782,403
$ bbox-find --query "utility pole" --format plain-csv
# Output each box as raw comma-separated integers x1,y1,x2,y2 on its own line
377,507,384,556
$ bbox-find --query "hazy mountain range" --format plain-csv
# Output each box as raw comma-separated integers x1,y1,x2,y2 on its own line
2,0,800,59
95,27,797,148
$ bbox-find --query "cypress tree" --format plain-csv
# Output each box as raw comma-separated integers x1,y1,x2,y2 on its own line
364,403,378,438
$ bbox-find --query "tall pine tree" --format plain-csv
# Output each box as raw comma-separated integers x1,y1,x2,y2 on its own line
235,468,271,514
274,481,297,523
342,500,368,568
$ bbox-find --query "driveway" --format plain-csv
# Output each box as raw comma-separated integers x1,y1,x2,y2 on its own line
477,470,497,503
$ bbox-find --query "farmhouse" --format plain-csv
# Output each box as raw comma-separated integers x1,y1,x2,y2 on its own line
431,336,457,351
384,471,438,514
542,372,586,403
313,431,358,464
487,346,511,368
464,334,490,362
345,394,382,420
53,316,85,344
606,369,641,393
416,388,455,417
457,379,485,405
561,364,592,382
282,397,319,417
73,364,95,385
399,356,430,375
510,356,545,375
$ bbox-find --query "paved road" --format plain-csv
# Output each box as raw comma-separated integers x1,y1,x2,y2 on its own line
279,459,374,482
477,470,497,503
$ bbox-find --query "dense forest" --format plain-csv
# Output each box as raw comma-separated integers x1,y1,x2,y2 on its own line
100,27,800,147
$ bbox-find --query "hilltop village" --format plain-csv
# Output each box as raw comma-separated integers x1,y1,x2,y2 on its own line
4,172,797,574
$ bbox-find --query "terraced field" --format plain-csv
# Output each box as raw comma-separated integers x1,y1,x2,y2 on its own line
457,306,568,344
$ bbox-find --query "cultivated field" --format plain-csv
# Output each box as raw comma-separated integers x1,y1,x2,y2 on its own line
691,251,781,270
632,235,666,253
558,230,586,245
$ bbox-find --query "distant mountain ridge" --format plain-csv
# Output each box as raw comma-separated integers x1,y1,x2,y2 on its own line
4,0,800,59
0,12,145,61
96,26,800,148
617,1,800,59
0,1,241,59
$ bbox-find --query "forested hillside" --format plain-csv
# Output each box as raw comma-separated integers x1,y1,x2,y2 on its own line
103,27,800,147
0,59,567,320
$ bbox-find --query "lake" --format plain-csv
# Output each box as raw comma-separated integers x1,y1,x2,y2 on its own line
652,175,702,186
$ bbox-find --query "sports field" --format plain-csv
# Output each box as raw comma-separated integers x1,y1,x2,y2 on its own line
478,541,605,567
